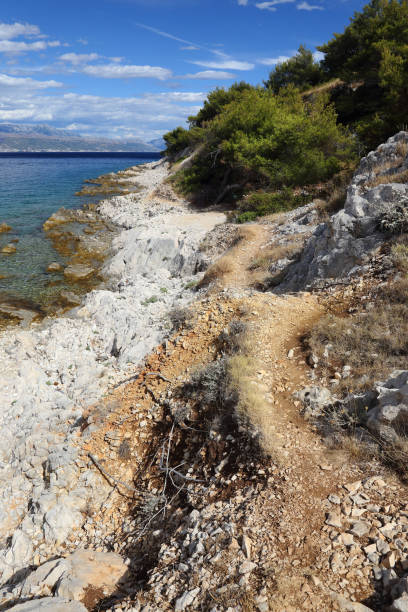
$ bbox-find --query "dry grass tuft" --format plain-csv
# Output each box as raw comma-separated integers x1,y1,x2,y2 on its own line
366,167,408,190
197,255,235,288
308,278,408,393
392,241,408,273
315,185,347,219
248,239,303,271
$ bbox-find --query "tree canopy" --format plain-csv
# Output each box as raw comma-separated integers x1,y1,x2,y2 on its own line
264,45,325,93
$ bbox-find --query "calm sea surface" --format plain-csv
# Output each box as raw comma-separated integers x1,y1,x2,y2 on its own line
0,153,160,306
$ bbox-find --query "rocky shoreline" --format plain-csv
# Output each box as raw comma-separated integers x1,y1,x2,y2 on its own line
0,158,225,588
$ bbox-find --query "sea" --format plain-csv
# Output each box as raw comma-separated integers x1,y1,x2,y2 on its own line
0,152,160,309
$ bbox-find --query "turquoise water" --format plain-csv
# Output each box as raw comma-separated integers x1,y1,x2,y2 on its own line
0,153,159,306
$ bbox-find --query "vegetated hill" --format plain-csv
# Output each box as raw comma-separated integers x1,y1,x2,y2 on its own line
0,123,159,152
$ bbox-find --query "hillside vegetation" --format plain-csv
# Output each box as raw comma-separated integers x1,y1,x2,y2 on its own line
164,0,408,219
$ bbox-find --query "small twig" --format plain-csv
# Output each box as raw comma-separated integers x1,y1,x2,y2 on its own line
145,371,172,383
112,373,141,389
120,483,185,548
89,453,138,495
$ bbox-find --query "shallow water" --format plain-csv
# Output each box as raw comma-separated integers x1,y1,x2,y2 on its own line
0,153,159,305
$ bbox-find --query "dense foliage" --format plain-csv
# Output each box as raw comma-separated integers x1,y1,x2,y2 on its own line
164,0,408,215
264,45,325,93
319,0,408,146
170,87,354,208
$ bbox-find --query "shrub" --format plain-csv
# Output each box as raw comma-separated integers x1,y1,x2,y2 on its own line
392,242,408,272
307,278,408,392
168,306,193,331
378,197,408,234
171,86,355,205
236,189,308,222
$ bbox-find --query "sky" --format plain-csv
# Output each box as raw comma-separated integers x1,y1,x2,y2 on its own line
0,0,367,143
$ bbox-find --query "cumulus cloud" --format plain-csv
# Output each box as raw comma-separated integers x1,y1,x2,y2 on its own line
0,22,41,40
82,63,173,80
0,21,60,53
0,73,62,90
59,52,100,64
184,70,235,79
297,1,323,8
258,55,292,65
256,0,294,10
190,59,254,70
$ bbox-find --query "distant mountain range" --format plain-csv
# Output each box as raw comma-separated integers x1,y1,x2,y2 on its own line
0,123,164,152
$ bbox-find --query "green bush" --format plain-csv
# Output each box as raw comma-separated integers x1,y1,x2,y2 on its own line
236,189,308,222
173,86,354,205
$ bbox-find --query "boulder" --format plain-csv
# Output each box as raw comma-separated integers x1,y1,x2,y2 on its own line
63,264,95,282
0,222,11,233
295,386,333,418
55,549,128,603
43,209,70,231
10,549,127,610
47,262,62,272
365,370,408,441
280,131,408,291
8,597,87,611
59,290,81,307
1,243,17,254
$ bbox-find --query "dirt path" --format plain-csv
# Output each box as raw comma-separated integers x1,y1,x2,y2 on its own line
77,224,408,612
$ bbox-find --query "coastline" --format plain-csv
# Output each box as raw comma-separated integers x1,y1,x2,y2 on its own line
0,158,226,584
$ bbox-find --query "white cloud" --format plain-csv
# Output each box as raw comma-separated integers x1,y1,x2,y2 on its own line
180,45,199,51
0,21,60,53
184,70,235,79
82,63,172,80
0,90,208,139
59,52,100,64
190,59,254,70
313,50,325,61
297,1,323,8
0,73,62,90
77,38,88,45
237,0,249,4
0,40,47,53
258,55,292,65
256,0,294,10
0,22,41,41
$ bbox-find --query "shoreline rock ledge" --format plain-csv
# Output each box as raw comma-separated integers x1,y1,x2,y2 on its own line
0,159,225,591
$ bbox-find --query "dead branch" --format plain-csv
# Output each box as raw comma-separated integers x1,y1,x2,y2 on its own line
145,371,172,383
142,383,160,403
215,181,246,205
88,453,139,496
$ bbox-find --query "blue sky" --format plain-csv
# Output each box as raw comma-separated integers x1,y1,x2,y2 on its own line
0,0,366,142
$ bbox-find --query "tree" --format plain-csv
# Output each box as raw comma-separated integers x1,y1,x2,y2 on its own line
188,81,254,128
264,45,325,93
318,0,408,146
319,0,408,84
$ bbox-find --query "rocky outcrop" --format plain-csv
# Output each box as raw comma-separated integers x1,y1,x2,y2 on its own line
0,222,11,233
280,132,408,291
5,549,127,609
